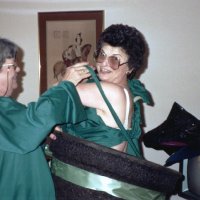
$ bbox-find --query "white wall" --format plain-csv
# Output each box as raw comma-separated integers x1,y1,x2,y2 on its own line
1,1,200,199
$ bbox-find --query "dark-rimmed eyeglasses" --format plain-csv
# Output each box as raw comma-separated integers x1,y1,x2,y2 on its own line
2,63,18,70
94,50,128,70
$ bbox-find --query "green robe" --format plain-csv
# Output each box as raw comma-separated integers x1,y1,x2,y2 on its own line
63,79,151,157
0,81,86,200
55,79,165,199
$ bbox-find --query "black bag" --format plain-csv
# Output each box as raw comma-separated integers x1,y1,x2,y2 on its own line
143,102,200,155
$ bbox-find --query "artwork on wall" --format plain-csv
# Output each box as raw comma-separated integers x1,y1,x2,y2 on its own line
38,11,104,93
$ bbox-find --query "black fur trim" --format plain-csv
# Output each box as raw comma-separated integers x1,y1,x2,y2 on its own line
50,132,183,196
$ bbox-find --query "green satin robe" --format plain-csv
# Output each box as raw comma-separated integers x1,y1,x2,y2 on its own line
56,79,165,199
63,79,151,157
0,81,86,200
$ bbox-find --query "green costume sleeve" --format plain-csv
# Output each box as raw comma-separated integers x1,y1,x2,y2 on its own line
64,75,152,157
126,79,151,156
0,81,86,154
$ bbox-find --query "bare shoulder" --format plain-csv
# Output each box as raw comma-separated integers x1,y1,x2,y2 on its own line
77,81,125,98
101,82,126,100
76,81,126,113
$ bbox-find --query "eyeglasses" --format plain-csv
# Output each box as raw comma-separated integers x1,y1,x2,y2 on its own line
94,50,128,70
2,63,18,70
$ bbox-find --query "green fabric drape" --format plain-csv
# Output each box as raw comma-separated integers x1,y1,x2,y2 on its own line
0,81,86,200
63,72,151,157
51,71,165,199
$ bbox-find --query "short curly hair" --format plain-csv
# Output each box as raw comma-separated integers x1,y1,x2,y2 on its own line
96,24,147,79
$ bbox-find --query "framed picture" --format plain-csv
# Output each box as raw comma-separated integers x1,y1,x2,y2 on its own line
38,11,104,94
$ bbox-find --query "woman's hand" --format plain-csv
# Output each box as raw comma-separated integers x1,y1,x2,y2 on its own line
62,62,91,86
49,126,63,140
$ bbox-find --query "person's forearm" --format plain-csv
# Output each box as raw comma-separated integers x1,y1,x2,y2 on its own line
0,81,86,154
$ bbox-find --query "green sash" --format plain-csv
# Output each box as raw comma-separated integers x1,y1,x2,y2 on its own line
85,66,140,157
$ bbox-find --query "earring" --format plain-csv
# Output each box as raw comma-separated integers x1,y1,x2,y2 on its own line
126,71,130,75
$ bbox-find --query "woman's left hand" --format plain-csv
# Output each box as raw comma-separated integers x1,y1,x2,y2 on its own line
62,62,91,85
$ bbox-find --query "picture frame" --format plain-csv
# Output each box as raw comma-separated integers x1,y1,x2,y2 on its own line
38,11,104,94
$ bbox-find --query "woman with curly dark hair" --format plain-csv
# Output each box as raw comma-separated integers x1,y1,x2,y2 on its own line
96,24,146,79
61,24,150,156
49,24,172,200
